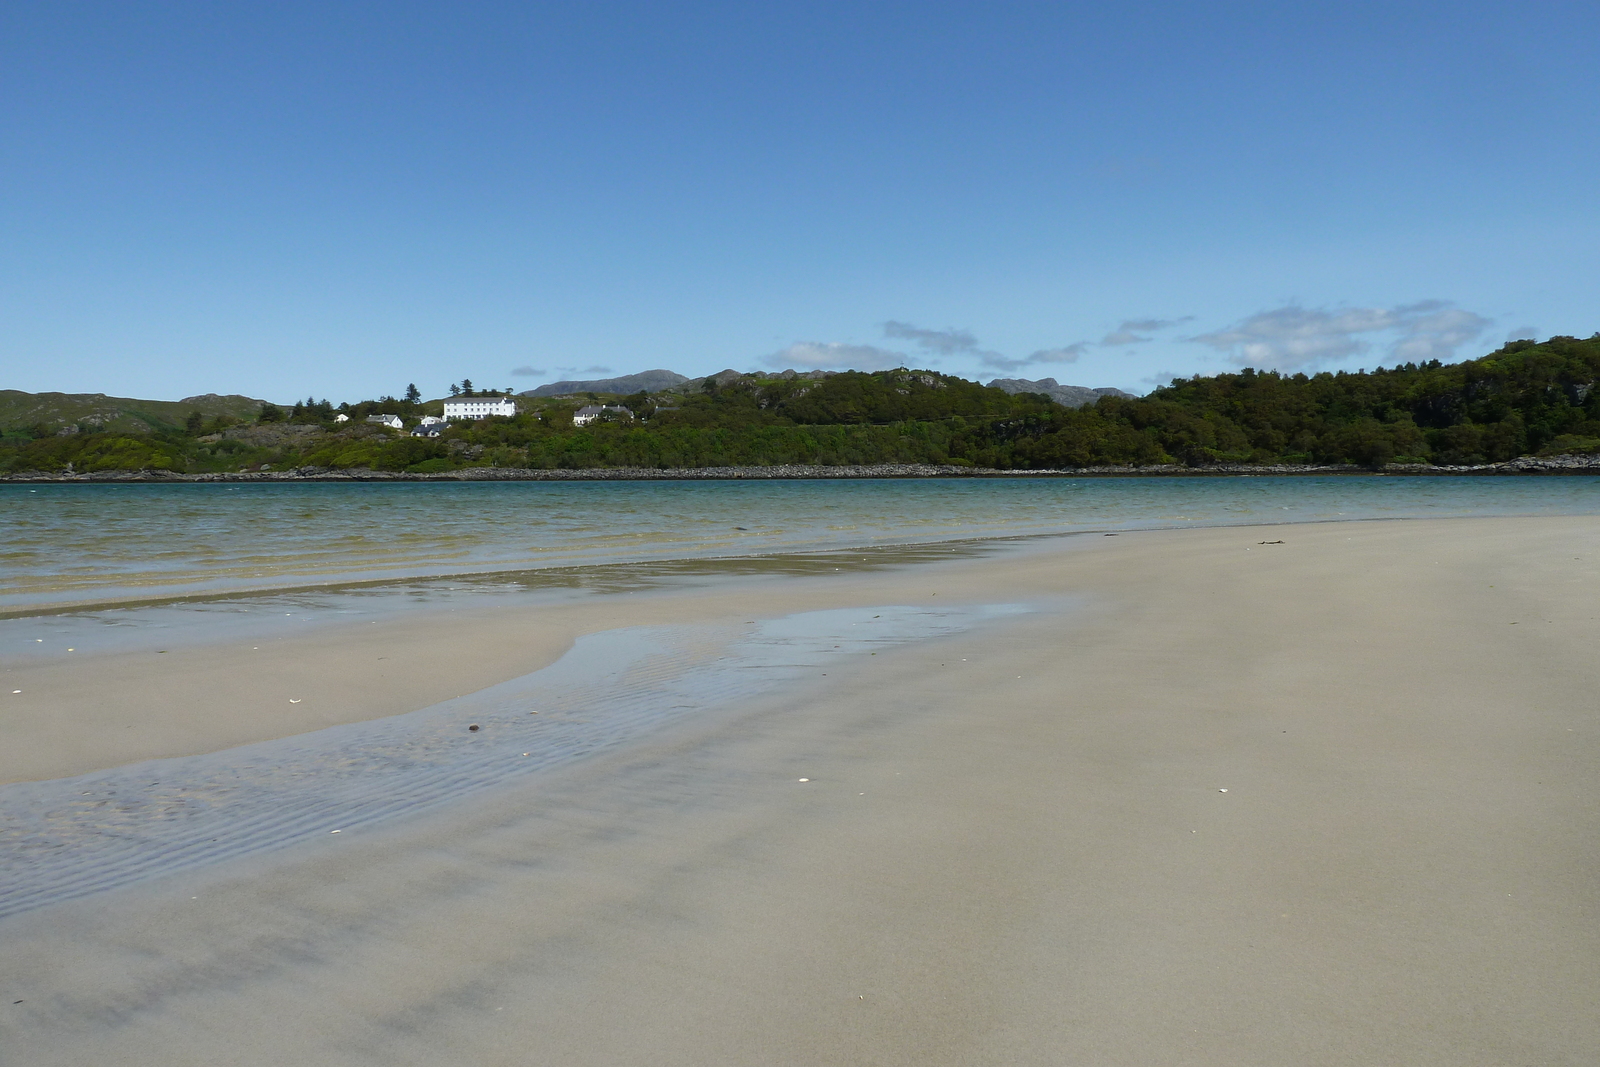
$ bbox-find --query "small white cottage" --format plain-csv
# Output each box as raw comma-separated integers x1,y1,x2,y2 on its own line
572,404,632,427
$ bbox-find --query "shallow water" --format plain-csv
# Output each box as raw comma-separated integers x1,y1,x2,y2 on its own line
5,474,1598,918
0,602,1028,919
5,476,1598,611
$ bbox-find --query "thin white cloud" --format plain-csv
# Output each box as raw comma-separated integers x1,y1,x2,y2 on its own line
882,318,1089,371
1120,317,1192,333
981,343,1089,372
1504,326,1540,343
1102,316,1193,345
511,365,545,376
772,322,1094,374
1189,302,1491,370
1390,304,1494,363
762,342,906,371
882,321,979,355
581,364,612,374
1100,330,1149,346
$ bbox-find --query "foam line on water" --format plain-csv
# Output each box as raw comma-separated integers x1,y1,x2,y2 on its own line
0,602,1029,920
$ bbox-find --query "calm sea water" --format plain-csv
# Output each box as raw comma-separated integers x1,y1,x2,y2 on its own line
4,476,1599,612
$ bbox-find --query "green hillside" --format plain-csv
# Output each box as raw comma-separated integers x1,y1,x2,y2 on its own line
0,391,268,435
2,334,1598,474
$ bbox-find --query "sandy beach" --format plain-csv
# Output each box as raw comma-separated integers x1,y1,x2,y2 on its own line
3,515,1598,1064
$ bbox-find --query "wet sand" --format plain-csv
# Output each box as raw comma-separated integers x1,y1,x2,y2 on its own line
3,516,1598,1064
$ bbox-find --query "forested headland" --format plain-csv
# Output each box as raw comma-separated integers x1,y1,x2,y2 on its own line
4,335,1599,476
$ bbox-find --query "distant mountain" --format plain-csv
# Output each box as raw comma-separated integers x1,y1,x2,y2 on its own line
986,378,1137,408
521,370,690,397
0,390,268,434
691,368,836,388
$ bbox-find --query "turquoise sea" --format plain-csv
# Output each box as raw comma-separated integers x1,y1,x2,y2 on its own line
5,476,1600,613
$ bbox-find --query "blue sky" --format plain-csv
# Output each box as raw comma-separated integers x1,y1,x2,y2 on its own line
3,1,1597,402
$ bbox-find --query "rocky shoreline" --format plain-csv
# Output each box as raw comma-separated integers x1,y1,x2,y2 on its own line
5,454,1600,483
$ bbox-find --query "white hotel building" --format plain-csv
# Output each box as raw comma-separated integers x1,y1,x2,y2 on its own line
442,396,517,421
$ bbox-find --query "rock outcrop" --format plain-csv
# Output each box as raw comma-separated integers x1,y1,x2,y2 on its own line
986,378,1137,408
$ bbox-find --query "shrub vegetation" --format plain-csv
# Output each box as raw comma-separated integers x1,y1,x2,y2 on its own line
4,335,1598,474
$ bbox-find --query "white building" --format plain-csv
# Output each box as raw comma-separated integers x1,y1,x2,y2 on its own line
417,415,446,426
365,413,404,429
443,396,517,420
572,404,632,427
333,413,349,423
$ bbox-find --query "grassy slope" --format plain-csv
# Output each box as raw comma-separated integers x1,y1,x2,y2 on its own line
0,391,267,434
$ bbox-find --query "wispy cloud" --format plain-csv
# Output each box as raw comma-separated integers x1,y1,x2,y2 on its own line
883,319,1090,371
882,321,980,355
769,318,1125,375
1122,317,1192,333
546,364,615,379
1189,302,1491,370
762,342,906,371
510,365,545,377
981,344,1090,372
1390,305,1494,363
1504,326,1540,343
1100,316,1193,346
1099,330,1149,346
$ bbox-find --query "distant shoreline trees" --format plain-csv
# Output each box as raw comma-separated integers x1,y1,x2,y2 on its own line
3,335,1598,474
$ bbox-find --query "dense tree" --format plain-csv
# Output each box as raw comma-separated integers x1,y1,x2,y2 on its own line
5,336,1598,474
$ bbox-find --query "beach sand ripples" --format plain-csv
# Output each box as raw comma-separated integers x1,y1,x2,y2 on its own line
0,601,1026,920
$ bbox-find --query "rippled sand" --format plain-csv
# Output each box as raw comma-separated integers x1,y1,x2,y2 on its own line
2,516,1598,1064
